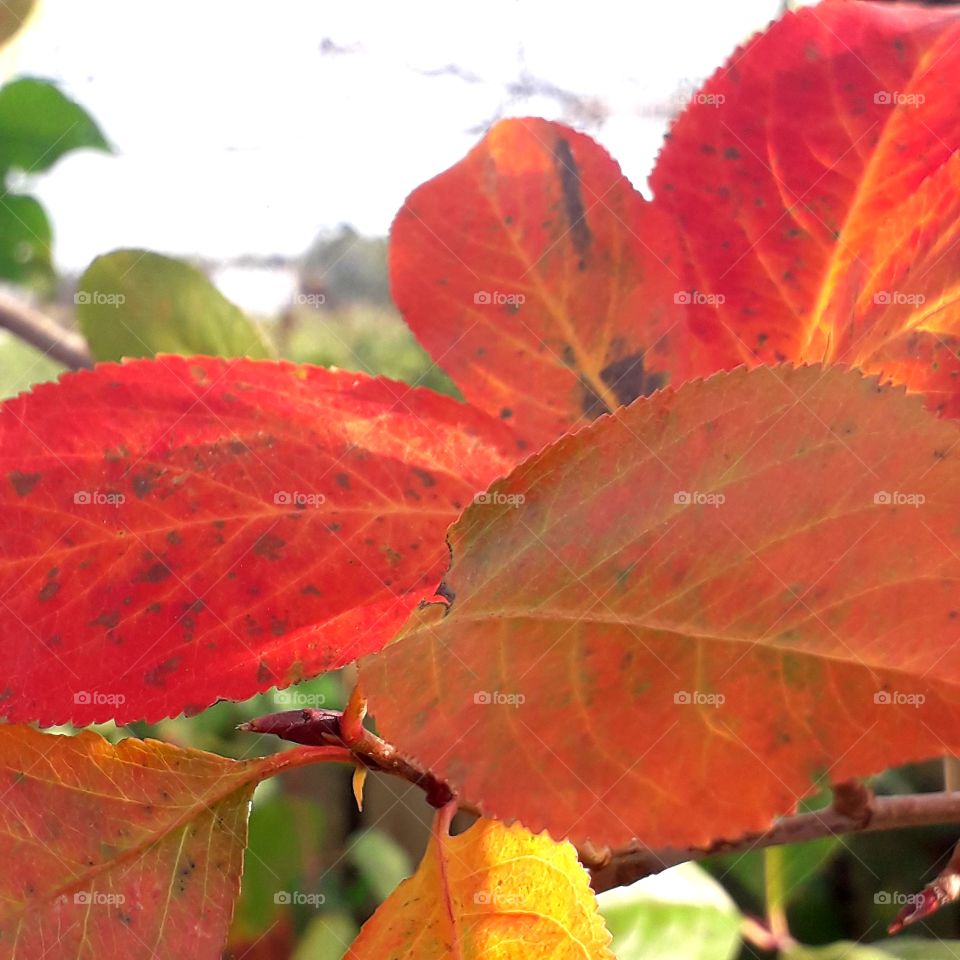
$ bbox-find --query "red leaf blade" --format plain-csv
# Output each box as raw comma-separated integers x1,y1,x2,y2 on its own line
0,356,519,724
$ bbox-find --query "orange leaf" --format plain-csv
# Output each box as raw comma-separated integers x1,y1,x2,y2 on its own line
0,726,324,959
346,817,612,958
363,365,960,848
0,356,520,725
823,151,960,417
650,0,960,398
389,116,689,448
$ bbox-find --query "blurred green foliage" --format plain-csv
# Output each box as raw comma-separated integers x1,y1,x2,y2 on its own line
0,77,108,287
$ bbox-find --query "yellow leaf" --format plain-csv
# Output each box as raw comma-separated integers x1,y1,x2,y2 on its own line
346,817,612,958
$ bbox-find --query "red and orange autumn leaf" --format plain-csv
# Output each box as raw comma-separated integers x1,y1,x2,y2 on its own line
346,817,612,959
363,365,960,849
390,2,960,437
0,356,520,725
650,0,960,410
0,726,322,960
389,116,690,449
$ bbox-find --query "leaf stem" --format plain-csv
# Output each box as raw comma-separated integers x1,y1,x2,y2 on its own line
763,846,793,947
0,291,93,370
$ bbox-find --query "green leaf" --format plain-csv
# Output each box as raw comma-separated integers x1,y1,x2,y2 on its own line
346,828,414,902
597,862,741,960
706,786,841,908
787,941,960,960
0,331,62,398
77,249,272,360
290,911,359,960
0,192,51,283
878,939,960,958
0,78,109,177
231,792,325,942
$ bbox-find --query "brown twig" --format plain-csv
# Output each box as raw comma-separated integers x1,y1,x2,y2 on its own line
240,707,465,810
590,791,960,893
241,711,960,902
0,291,93,370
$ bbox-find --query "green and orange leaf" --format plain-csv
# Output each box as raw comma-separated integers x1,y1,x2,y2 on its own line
363,364,960,848
0,726,327,959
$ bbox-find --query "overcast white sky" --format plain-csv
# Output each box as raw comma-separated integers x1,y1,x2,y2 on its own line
5,0,797,281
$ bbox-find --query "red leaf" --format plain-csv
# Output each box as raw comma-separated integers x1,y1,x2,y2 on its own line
0,725,322,960
362,365,960,848
824,151,960,418
0,356,519,724
650,0,960,393
389,117,689,448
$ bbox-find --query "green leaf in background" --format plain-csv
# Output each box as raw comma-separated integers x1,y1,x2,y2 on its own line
230,792,326,946
597,862,741,960
290,912,359,960
77,249,272,360
789,940,960,959
0,330,62,398
346,829,414,903
878,940,960,958
706,785,841,910
788,945,894,960
0,0,37,49
0,77,109,176
0,192,52,284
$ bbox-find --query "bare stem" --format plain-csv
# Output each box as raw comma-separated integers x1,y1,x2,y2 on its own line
241,711,960,900
0,291,93,370
591,791,960,893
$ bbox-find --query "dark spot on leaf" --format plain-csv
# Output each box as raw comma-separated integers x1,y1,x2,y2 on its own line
437,580,456,604
37,581,59,603
553,138,591,255
91,610,120,630
335,472,350,489
499,408,513,419
301,584,321,596
253,533,285,561
9,471,40,497
140,562,172,583
411,467,436,488
166,530,182,546
257,661,273,683
144,656,181,687
600,350,666,408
